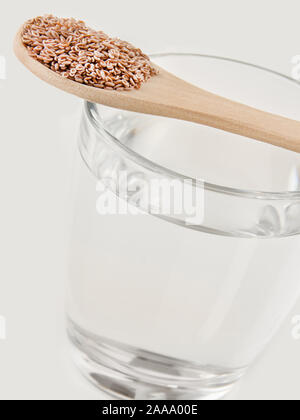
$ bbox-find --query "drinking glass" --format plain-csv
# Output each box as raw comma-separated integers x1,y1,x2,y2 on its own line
67,53,300,400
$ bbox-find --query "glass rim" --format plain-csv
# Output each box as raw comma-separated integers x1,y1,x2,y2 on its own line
85,52,300,201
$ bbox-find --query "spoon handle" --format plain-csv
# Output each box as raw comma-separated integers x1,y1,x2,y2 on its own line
174,89,300,153
129,70,300,153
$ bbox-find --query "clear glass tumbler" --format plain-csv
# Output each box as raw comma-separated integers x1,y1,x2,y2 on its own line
67,53,300,400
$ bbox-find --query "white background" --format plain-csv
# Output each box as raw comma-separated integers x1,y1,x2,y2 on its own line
0,0,300,400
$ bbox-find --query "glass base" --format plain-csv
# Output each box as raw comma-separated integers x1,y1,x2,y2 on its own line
67,319,245,400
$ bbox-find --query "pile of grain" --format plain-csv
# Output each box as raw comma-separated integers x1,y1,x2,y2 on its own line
22,15,158,90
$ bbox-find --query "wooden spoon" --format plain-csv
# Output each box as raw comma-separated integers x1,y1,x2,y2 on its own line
14,27,300,153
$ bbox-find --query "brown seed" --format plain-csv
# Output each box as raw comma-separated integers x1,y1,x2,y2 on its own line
22,14,158,91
